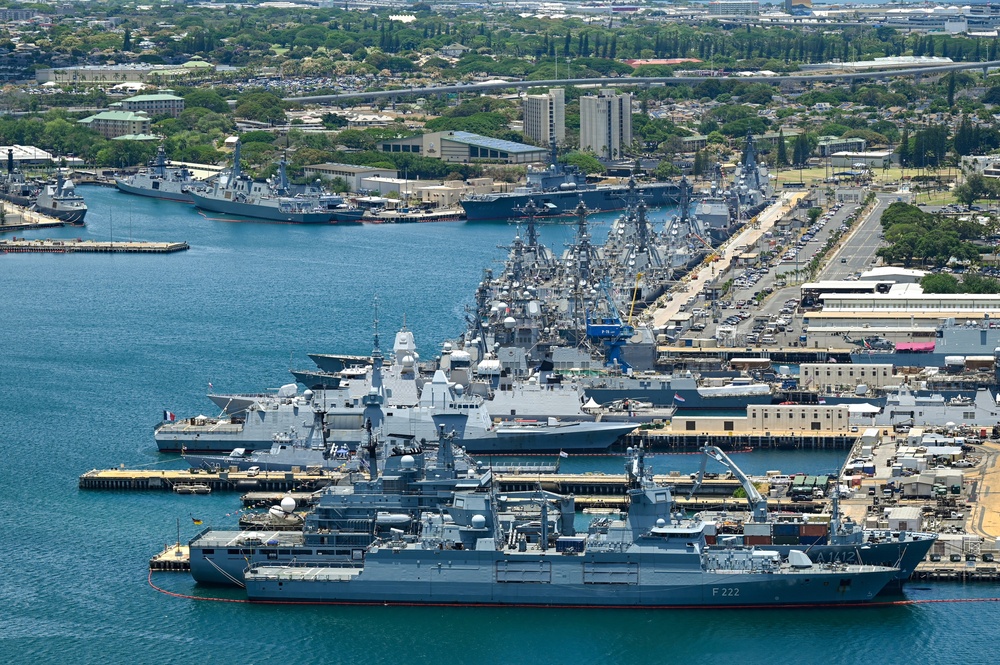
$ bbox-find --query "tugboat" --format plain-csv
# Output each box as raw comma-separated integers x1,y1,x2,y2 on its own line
33,173,87,225
0,149,36,207
114,145,206,203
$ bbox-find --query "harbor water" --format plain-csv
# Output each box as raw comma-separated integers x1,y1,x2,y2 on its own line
2,186,998,662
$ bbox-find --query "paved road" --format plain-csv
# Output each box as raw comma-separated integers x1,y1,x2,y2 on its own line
816,193,897,281
285,60,1000,104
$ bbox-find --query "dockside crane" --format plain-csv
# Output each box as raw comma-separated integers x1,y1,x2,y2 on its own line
689,446,768,523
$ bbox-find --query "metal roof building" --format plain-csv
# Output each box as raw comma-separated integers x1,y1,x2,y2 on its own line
379,131,547,164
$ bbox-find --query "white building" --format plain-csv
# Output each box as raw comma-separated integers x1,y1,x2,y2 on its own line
707,0,759,16
580,89,632,160
522,88,564,147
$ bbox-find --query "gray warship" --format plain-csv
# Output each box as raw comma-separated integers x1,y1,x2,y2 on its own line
114,145,206,203
243,446,899,607
33,173,86,224
692,446,936,584
188,141,364,224
0,149,35,207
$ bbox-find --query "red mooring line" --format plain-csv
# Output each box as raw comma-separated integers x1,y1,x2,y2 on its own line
148,571,1000,608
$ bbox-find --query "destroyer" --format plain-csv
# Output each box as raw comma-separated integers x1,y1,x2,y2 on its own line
460,142,679,222
33,173,86,224
243,446,899,607
115,145,206,203
0,149,35,207
189,141,364,224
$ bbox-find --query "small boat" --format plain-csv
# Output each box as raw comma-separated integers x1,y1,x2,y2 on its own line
173,483,212,495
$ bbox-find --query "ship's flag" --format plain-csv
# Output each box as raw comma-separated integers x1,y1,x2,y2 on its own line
673,393,686,403
559,451,570,458
208,382,213,390
818,399,827,405
191,516,203,525
163,410,176,422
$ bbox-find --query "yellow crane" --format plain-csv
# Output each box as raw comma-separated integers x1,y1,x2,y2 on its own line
627,272,643,326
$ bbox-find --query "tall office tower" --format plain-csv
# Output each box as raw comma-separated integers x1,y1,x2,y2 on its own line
579,89,632,159
522,88,565,147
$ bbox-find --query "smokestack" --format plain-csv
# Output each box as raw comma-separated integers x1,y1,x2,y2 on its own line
7,149,13,175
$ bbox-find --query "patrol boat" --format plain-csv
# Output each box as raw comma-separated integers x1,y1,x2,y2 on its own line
243,446,899,607
114,145,206,203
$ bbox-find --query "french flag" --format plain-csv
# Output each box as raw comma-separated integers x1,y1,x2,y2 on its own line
673,393,686,403
163,410,176,422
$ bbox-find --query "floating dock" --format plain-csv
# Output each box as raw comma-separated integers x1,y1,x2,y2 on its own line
1,238,189,254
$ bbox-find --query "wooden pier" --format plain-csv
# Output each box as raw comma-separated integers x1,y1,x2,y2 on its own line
78,468,344,493
1,238,189,254
149,544,190,572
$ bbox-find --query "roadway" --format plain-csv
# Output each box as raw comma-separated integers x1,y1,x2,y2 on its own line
284,60,1000,104
816,193,897,281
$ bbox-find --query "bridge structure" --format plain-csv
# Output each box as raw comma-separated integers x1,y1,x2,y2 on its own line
284,59,1000,105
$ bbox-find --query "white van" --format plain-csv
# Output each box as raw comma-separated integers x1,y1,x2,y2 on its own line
761,335,776,345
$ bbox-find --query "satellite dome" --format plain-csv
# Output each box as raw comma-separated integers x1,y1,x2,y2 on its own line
400,454,416,469
443,342,453,352
656,518,666,527
503,316,516,329
471,514,487,529
280,496,296,513
302,389,314,401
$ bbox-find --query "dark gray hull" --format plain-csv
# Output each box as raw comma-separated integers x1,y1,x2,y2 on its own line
245,550,896,607
115,178,194,203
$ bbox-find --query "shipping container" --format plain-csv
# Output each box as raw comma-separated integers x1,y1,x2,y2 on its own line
772,535,800,546
744,523,772,537
772,523,800,537
798,535,828,546
555,536,586,553
704,534,717,545
801,523,829,537
744,535,772,546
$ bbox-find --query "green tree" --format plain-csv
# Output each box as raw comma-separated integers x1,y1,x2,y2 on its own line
562,151,604,174
776,127,788,167
920,273,960,293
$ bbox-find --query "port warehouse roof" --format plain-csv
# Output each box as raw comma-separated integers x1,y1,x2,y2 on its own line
379,131,548,164
1,144,55,164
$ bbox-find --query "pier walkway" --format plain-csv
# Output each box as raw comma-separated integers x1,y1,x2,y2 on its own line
650,191,808,329
1,238,189,254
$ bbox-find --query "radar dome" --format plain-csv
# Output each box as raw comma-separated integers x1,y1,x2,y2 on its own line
400,455,416,469
656,518,666,527
503,316,516,329
280,496,296,513
471,514,487,529
401,354,415,368
302,389,314,401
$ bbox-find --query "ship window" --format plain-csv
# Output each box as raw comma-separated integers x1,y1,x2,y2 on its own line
811,421,821,430
964,411,976,419
201,549,214,555
685,420,696,431
724,421,734,431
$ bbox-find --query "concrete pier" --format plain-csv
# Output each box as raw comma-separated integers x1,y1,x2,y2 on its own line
0,200,65,233
149,544,190,572
1,238,189,254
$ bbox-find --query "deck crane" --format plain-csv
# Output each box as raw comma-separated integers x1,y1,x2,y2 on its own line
689,446,768,523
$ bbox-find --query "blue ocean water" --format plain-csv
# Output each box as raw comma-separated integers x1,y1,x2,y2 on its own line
2,186,998,663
